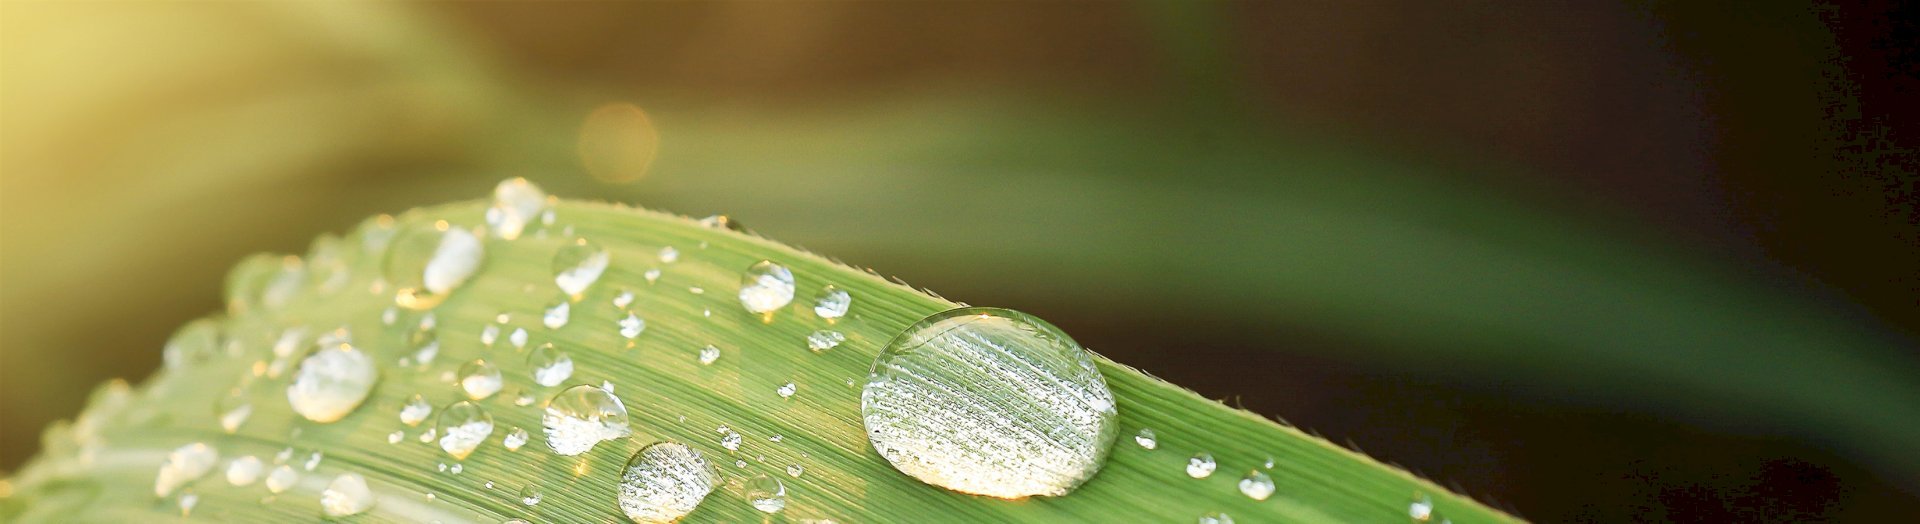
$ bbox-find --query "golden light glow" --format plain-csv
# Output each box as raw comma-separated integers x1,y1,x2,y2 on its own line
578,102,660,184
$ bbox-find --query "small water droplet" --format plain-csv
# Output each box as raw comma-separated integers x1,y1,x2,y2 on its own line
543,385,632,456
503,427,529,451
226,456,262,486
734,460,747,468
304,451,324,471
786,464,804,478
436,400,495,459
157,443,219,496
451,463,464,475
744,474,787,514
459,359,504,400
1134,428,1157,450
388,430,404,444
385,222,485,310
689,286,704,295
1238,470,1274,500
322,473,376,517
177,491,198,516
419,427,438,443
776,382,796,399
163,319,220,370
657,246,679,264
768,434,784,442
698,345,720,365
738,260,796,314
617,442,717,524
515,390,537,406
519,485,543,506
720,432,742,451
613,289,636,309
409,328,440,368
382,307,399,326
644,268,662,284
697,215,742,231
812,285,851,319
1263,456,1275,469
265,465,300,494
540,301,572,330
274,447,294,464
216,390,252,433
485,178,548,240
1410,495,1434,522
509,327,529,349
554,238,611,298
601,380,616,393
1198,511,1235,524
861,307,1119,498
400,394,433,426
287,344,378,423
529,344,575,387
1186,452,1216,479
481,324,502,347
620,313,645,339
806,330,845,353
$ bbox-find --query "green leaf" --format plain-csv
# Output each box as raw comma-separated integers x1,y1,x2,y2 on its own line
2,198,1514,523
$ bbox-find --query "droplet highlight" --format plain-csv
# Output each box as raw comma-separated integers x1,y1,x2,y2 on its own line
617,442,718,524
737,260,796,314
286,344,378,423
436,400,495,459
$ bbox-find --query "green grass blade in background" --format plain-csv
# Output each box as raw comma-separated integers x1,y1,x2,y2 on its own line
1,198,1517,523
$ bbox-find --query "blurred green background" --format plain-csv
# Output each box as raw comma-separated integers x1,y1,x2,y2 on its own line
3,1,1917,521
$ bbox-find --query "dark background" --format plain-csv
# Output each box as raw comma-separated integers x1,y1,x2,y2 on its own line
3,1,1916,521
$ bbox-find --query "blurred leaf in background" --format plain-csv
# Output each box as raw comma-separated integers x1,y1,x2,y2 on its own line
3,1,1916,521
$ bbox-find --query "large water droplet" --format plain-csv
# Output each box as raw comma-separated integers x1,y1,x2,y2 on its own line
744,474,786,514
436,401,495,459
806,330,845,353
617,442,718,524
216,389,252,433
226,456,262,486
553,238,611,298
265,465,299,494
400,394,433,426
163,319,220,370
738,261,795,314
322,473,376,517
544,300,572,329
860,307,1118,498
386,222,485,310
812,285,851,319
459,359,504,400
486,178,548,241
1133,428,1157,450
543,385,632,456
1238,470,1274,500
286,344,378,423
155,443,218,496
529,344,575,387
1186,452,1216,479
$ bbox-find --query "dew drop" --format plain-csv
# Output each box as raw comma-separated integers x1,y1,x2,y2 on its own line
806,330,844,353
620,313,646,340
644,268,662,284
786,464,804,478
698,345,720,365
216,390,253,433
554,238,611,297
515,390,537,406
744,474,787,514
287,344,378,423
657,246,679,264
226,456,262,486
304,451,324,471
519,485,543,506
436,400,495,459
1238,470,1275,500
1186,452,1217,479
1198,511,1235,524
162,319,220,370
385,222,485,310
451,463,465,475
266,465,300,494
400,394,433,426
860,307,1119,498
776,382,797,399
481,325,501,347
738,261,796,314
616,442,718,524
1410,495,1434,522
322,473,376,517
388,430,405,444
485,178,547,241
503,427,529,451
544,300,572,329
459,359,504,400
1134,428,1157,450
812,285,851,319
1264,456,1275,469
529,344,575,387
155,443,218,496
177,492,198,516
509,327,529,349
409,328,441,368
720,432,742,451
419,427,437,443
543,384,632,456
